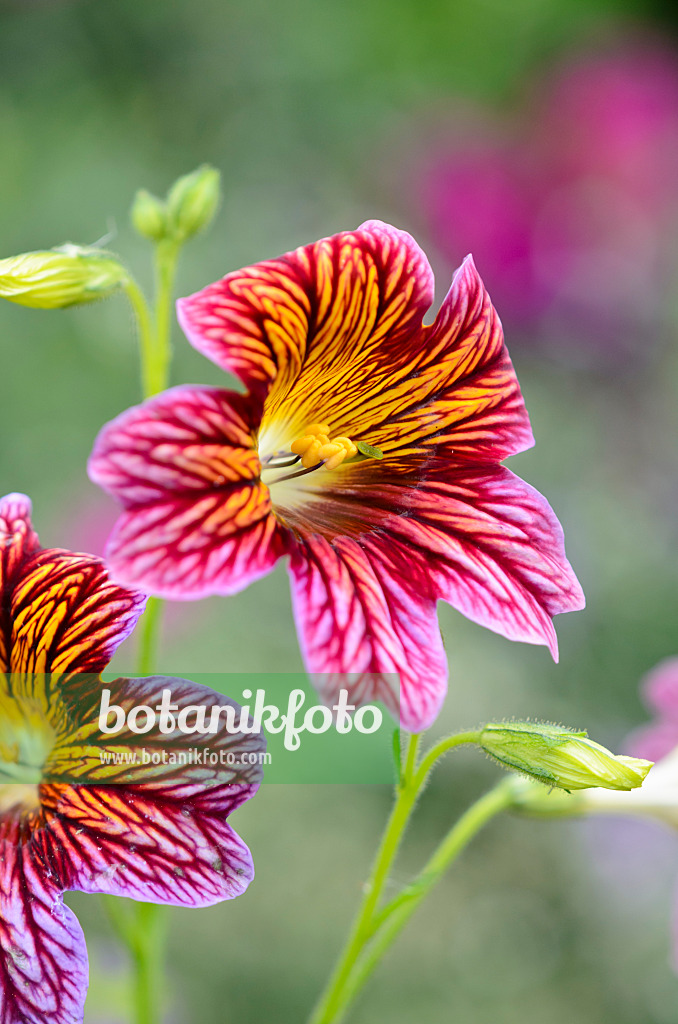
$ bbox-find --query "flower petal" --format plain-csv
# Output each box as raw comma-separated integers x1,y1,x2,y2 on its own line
89,386,285,598
48,673,266,794
89,385,262,506
0,494,40,587
0,833,88,1024
0,494,41,673
99,495,283,599
37,785,256,907
34,674,264,906
362,462,585,656
288,459,583,730
10,550,145,676
176,220,434,412
362,254,534,461
289,534,448,732
177,225,531,463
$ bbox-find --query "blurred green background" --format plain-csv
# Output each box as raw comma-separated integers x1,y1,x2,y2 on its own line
2,0,678,1020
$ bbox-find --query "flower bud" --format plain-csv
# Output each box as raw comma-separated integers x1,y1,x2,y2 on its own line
130,189,168,241
480,721,652,792
0,246,128,309
166,165,221,242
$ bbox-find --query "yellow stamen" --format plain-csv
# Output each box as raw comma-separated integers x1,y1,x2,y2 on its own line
317,442,342,460
323,450,349,471
288,425,359,471
332,437,358,458
301,439,323,468
290,436,316,456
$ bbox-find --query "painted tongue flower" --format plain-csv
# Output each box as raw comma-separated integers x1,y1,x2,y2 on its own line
89,220,584,732
0,493,263,1024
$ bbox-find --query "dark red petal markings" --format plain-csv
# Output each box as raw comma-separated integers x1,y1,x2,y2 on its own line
176,221,435,406
10,551,146,676
0,835,88,1024
289,535,448,732
89,385,286,598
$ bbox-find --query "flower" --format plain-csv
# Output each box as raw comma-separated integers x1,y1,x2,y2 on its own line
88,220,585,732
0,493,264,1024
418,42,678,366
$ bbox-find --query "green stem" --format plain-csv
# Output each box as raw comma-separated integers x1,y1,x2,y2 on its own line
102,899,168,1024
309,730,480,1024
331,780,515,1023
123,277,156,400
151,239,181,396
130,904,168,1024
136,596,164,676
412,730,481,789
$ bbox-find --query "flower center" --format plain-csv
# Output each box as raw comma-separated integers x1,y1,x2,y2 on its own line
0,694,56,815
260,422,358,485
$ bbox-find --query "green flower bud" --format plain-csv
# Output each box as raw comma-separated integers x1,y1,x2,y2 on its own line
0,246,128,309
166,165,221,242
130,189,168,242
480,721,652,792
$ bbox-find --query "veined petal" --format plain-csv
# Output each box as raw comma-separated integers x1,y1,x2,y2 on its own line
10,551,145,676
100,494,283,599
177,224,531,462
288,459,582,730
35,673,264,905
88,385,286,598
0,494,41,673
360,255,534,461
0,494,40,587
289,535,448,732
363,462,585,656
88,385,262,506
0,834,88,1024
48,674,266,795
37,784,256,907
176,220,434,417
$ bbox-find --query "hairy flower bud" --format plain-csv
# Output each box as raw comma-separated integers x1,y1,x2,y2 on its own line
480,721,652,791
131,189,168,241
0,246,128,309
166,165,221,242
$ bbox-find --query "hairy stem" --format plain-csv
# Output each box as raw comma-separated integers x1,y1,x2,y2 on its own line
309,729,482,1024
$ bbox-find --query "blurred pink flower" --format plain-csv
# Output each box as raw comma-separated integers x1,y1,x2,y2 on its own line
627,657,678,762
588,657,678,973
419,43,678,367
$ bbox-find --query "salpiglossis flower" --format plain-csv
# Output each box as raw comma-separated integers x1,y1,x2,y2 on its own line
0,494,263,1024
89,220,584,731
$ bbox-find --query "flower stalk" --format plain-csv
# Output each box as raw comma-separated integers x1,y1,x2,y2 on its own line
308,730,484,1024
327,781,516,1024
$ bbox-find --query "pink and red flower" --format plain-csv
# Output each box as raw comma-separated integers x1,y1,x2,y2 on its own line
89,220,584,732
0,493,263,1024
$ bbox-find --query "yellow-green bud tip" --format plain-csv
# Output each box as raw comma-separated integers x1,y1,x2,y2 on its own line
0,246,128,309
479,721,653,792
166,164,221,242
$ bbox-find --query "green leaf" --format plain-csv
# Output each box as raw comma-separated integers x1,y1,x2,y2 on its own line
357,441,384,459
